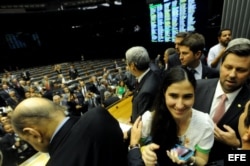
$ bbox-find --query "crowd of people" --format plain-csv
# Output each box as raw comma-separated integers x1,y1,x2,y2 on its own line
126,32,250,166
0,29,250,166
0,60,133,165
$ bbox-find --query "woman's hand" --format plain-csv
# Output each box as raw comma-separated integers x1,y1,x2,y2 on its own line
130,116,142,145
166,148,186,165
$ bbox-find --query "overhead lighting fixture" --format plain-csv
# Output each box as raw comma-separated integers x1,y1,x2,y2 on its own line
114,1,122,5
100,3,110,7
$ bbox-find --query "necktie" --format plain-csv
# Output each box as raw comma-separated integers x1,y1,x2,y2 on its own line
213,94,227,124
190,69,196,76
82,87,87,96
135,80,139,89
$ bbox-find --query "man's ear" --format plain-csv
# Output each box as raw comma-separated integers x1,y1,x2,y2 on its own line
195,51,202,59
23,127,42,143
130,62,137,71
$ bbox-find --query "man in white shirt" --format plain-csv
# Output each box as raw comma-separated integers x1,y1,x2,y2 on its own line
207,28,232,71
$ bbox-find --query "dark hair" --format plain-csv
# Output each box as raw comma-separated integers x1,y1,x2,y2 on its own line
179,33,205,54
221,44,250,63
165,47,176,56
151,66,196,152
175,31,190,38
218,28,231,37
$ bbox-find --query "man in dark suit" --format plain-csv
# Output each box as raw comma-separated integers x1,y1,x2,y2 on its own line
0,83,11,101
78,79,101,107
125,46,160,124
20,70,31,81
68,64,79,80
0,123,20,166
168,31,207,71
193,38,250,164
11,97,127,166
168,32,189,70
178,32,219,79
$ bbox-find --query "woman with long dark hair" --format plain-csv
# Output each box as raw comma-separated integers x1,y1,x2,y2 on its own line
128,66,214,166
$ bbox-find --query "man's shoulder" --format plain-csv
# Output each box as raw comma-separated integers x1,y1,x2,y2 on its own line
197,78,218,87
84,106,106,115
144,70,161,84
168,53,179,61
211,43,220,48
202,65,220,77
83,106,118,122
209,43,220,51
168,53,181,67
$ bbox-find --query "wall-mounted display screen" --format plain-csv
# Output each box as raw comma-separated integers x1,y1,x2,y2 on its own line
149,0,196,42
5,32,41,49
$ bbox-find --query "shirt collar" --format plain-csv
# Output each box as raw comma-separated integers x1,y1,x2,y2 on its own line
137,68,150,83
50,116,70,143
215,80,242,102
187,61,202,79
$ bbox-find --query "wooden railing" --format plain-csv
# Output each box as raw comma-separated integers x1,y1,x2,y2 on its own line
107,95,132,123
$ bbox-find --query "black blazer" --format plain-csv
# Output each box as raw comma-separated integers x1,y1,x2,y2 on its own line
168,53,181,70
127,148,145,166
0,133,19,166
193,78,250,162
103,96,120,108
201,64,219,79
131,70,160,123
47,106,127,166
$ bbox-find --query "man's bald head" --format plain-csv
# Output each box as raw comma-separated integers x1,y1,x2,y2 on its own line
11,97,66,134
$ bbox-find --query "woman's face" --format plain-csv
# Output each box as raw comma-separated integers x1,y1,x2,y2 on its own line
120,81,125,86
165,79,194,120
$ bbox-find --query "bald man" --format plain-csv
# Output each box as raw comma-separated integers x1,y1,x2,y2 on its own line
11,97,127,166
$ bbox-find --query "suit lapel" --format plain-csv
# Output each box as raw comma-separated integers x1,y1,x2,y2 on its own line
195,79,217,114
201,64,209,79
49,117,79,156
204,81,217,113
219,85,250,125
132,71,152,100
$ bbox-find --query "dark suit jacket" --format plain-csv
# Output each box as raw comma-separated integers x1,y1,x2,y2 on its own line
0,89,10,100
201,64,219,79
103,96,120,108
85,82,100,95
68,69,78,80
149,62,162,78
131,70,160,123
127,148,145,166
20,71,31,81
0,133,19,166
5,96,22,110
170,64,219,80
193,78,250,162
47,106,127,166
168,53,181,70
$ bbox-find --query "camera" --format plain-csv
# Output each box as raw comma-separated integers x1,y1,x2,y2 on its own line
172,144,194,161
